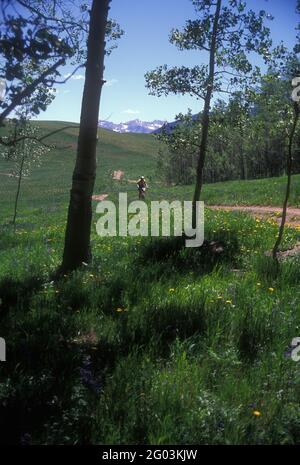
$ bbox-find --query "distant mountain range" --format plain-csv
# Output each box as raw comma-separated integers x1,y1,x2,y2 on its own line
99,115,202,134
152,114,202,134
98,119,167,134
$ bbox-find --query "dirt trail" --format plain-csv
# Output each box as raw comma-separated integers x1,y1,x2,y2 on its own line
0,172,12,177
91,186,300,229
209,205,300,228
92,194,108,201
0,172,26,179
113,170,124,181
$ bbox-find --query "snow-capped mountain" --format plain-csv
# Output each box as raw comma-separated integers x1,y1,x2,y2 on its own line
98,119,166,134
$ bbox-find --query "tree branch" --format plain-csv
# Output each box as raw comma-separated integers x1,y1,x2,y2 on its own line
0,124,78,147
0,57,65,125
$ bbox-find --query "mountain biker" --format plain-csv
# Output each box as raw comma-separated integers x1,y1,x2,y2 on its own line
137,176,148,199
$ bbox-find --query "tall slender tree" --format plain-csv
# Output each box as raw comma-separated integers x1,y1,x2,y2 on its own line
272,101,300,261
272,4,300,260
192,0,221,225
145,0,273,225
59,0,112,273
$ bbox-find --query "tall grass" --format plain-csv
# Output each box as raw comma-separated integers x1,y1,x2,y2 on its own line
1,207,300,444
1,124,300,444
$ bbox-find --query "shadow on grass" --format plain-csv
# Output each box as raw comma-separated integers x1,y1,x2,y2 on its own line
135,232,239,278
0,275,43,317
0,292,95,445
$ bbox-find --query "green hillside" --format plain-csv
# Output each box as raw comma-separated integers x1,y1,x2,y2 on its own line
1,120,300,230
0,121,159,225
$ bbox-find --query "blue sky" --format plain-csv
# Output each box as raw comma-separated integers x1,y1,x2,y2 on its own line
37,0,299,124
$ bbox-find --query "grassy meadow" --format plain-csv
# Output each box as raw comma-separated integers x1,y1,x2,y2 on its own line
1,122,300,444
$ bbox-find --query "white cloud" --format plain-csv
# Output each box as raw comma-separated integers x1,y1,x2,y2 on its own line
72,74,85,80
105,78,118,87
63,73,85,81
122,109,140,115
